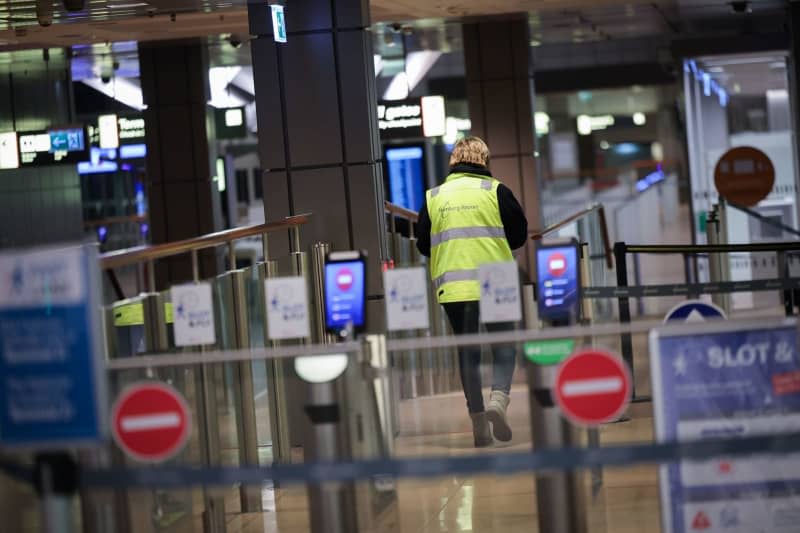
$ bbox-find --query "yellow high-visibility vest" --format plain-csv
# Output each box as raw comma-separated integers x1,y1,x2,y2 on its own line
427,172,513,303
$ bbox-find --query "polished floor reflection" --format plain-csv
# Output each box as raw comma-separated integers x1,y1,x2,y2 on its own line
205,384,661,533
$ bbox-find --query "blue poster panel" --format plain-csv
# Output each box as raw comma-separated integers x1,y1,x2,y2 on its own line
0,244,107,449
650,320,800,533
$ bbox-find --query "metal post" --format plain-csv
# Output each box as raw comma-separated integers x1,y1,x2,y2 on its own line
614,242,635,397
777,251,793,317
228,241,236,271
305,356,358,533
233,270,262,511
259,259,293,465
311,242,334,344
191,249,200,282
147,259,156,293
291,226,302,255
523,285,584,533
217,270,262,512
706,208,731,314
36,453,76,533
190,249,226,533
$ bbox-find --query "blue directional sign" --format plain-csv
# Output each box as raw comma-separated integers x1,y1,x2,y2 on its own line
664,300,726,323
650,320,800,533
0,244,107,449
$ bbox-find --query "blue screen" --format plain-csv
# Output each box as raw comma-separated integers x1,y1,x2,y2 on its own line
325,260,366,330
536,244,579,322
386,146,425,212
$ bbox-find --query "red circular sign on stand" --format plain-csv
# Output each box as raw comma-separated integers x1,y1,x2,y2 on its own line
111,382,191,463
554,348,632,426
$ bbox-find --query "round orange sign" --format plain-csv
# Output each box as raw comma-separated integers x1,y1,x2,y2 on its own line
713,146,774,207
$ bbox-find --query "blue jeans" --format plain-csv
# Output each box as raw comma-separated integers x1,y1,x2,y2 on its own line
443,301,517,414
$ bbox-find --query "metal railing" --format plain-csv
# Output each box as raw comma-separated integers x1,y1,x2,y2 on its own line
99,214,310,298
531,203,613,270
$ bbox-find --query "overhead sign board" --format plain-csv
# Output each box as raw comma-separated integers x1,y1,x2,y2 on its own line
0,244,107,448
554,348,632,426
664,300,726,323
650,319,800,533
714,146,775,207
384,267,430,331
378,100,423,139
111,382,191,463
18,128,88,166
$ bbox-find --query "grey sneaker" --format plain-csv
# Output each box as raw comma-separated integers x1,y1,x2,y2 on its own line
470,412,493,448
486,390,512,442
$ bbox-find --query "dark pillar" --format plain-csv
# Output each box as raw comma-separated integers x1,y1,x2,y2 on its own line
0,59,84,249
139,39,220,287
789,3,800,213
463,17,542,278
248,0,388,318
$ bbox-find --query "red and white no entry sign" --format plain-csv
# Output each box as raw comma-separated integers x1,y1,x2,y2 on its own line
111,382,191,463
554,348,632,426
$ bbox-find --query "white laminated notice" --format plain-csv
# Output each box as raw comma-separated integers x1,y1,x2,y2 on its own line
384,267,430,331
265,277,310,340
478,261,522,323
171,283,216,347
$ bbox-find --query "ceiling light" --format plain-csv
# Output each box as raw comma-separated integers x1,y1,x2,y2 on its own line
633,112,646,126
707,66,724,73
600,140,610,150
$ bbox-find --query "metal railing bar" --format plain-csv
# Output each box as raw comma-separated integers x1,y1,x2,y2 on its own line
384,201,419,222
99,214,311,270
531,203,614,269
624,242,800,254
727,201,800,239
100,317,755,371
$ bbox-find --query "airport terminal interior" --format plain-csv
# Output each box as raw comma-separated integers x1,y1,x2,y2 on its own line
3,0,800,532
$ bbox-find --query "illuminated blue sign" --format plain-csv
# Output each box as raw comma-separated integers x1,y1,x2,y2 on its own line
271,4,287,43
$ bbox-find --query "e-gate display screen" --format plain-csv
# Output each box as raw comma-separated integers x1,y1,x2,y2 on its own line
385,145,425,212
324,259,366,332
536,241,580,323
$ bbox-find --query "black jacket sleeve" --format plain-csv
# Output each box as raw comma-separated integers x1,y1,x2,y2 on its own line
415,197,432,257
497,184,528,250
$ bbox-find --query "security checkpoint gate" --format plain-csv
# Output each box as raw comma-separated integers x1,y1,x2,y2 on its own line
298,335,400,533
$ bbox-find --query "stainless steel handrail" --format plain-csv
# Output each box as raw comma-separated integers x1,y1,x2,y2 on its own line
530,203,613,269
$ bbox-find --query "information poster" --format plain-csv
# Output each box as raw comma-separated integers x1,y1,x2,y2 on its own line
171,283,216,347
0,244,107,448
650,320,800,533
265,276,311,340
478,261,521,323
384,267,429,331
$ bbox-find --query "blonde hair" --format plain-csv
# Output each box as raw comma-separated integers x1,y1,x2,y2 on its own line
449,136,490,168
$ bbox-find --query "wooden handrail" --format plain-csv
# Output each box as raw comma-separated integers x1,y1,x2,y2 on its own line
99,214,310,270
384,201,419,222
530,204,613,269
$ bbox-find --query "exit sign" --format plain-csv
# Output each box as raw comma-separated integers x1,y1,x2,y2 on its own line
271,4,287,43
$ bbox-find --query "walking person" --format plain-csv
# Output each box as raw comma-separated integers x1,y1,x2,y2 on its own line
416,137,528,447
